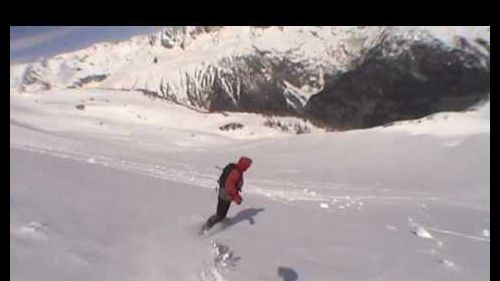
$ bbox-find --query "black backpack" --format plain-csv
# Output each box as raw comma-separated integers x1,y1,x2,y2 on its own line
218,163,237,188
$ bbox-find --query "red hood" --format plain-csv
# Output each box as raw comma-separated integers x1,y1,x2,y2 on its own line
237,157,252,172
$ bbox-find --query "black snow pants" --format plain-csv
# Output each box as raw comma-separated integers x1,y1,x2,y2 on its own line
205,198,231,229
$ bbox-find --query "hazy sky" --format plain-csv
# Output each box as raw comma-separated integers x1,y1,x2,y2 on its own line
10,26,160,64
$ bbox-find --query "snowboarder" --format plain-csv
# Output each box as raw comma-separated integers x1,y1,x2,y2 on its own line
201,156,253,233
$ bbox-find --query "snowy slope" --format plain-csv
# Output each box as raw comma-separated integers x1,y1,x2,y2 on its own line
10,88,489,281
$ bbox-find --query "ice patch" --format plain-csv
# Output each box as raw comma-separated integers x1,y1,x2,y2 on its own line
20,221,43,233
87,157,96,164
444,138,464,148
11,221,48,241
482,229,490,237
386,225,398,231
319,203,329,209
411,226,434,239
440,258,456,269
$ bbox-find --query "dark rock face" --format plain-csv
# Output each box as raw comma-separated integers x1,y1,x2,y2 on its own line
208,53,316,115
226,55,290,114
205,33,490,130
219,123,244,131
304,38,490,130
20,65,51,91
74,74,108,87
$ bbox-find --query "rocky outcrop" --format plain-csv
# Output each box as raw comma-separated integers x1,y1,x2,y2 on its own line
304,34,490,129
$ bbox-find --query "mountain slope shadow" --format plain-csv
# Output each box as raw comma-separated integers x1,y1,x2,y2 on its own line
278,267,298,281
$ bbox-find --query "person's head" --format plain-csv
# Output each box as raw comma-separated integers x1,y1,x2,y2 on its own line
237,156,252,172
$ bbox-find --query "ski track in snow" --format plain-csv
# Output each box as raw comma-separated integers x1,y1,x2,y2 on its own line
10,142,448,212
409,218,489,243
425,227,490,243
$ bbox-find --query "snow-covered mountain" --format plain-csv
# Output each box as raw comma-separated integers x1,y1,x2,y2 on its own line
10,26,490,281
10,27,374,94
10,26,490,129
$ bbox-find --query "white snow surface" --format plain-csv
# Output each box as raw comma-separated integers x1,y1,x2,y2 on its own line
11,88,489,281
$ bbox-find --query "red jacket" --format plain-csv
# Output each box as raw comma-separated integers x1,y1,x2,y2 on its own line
223,157,252,204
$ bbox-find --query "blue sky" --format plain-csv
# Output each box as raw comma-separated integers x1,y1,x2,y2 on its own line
10,26,160,64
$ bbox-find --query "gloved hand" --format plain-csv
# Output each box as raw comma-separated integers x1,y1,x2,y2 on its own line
235,196,242,205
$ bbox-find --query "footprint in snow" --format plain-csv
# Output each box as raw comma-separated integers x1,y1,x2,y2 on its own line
210,241,240,268
197,267,226,281
12,221,48,241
